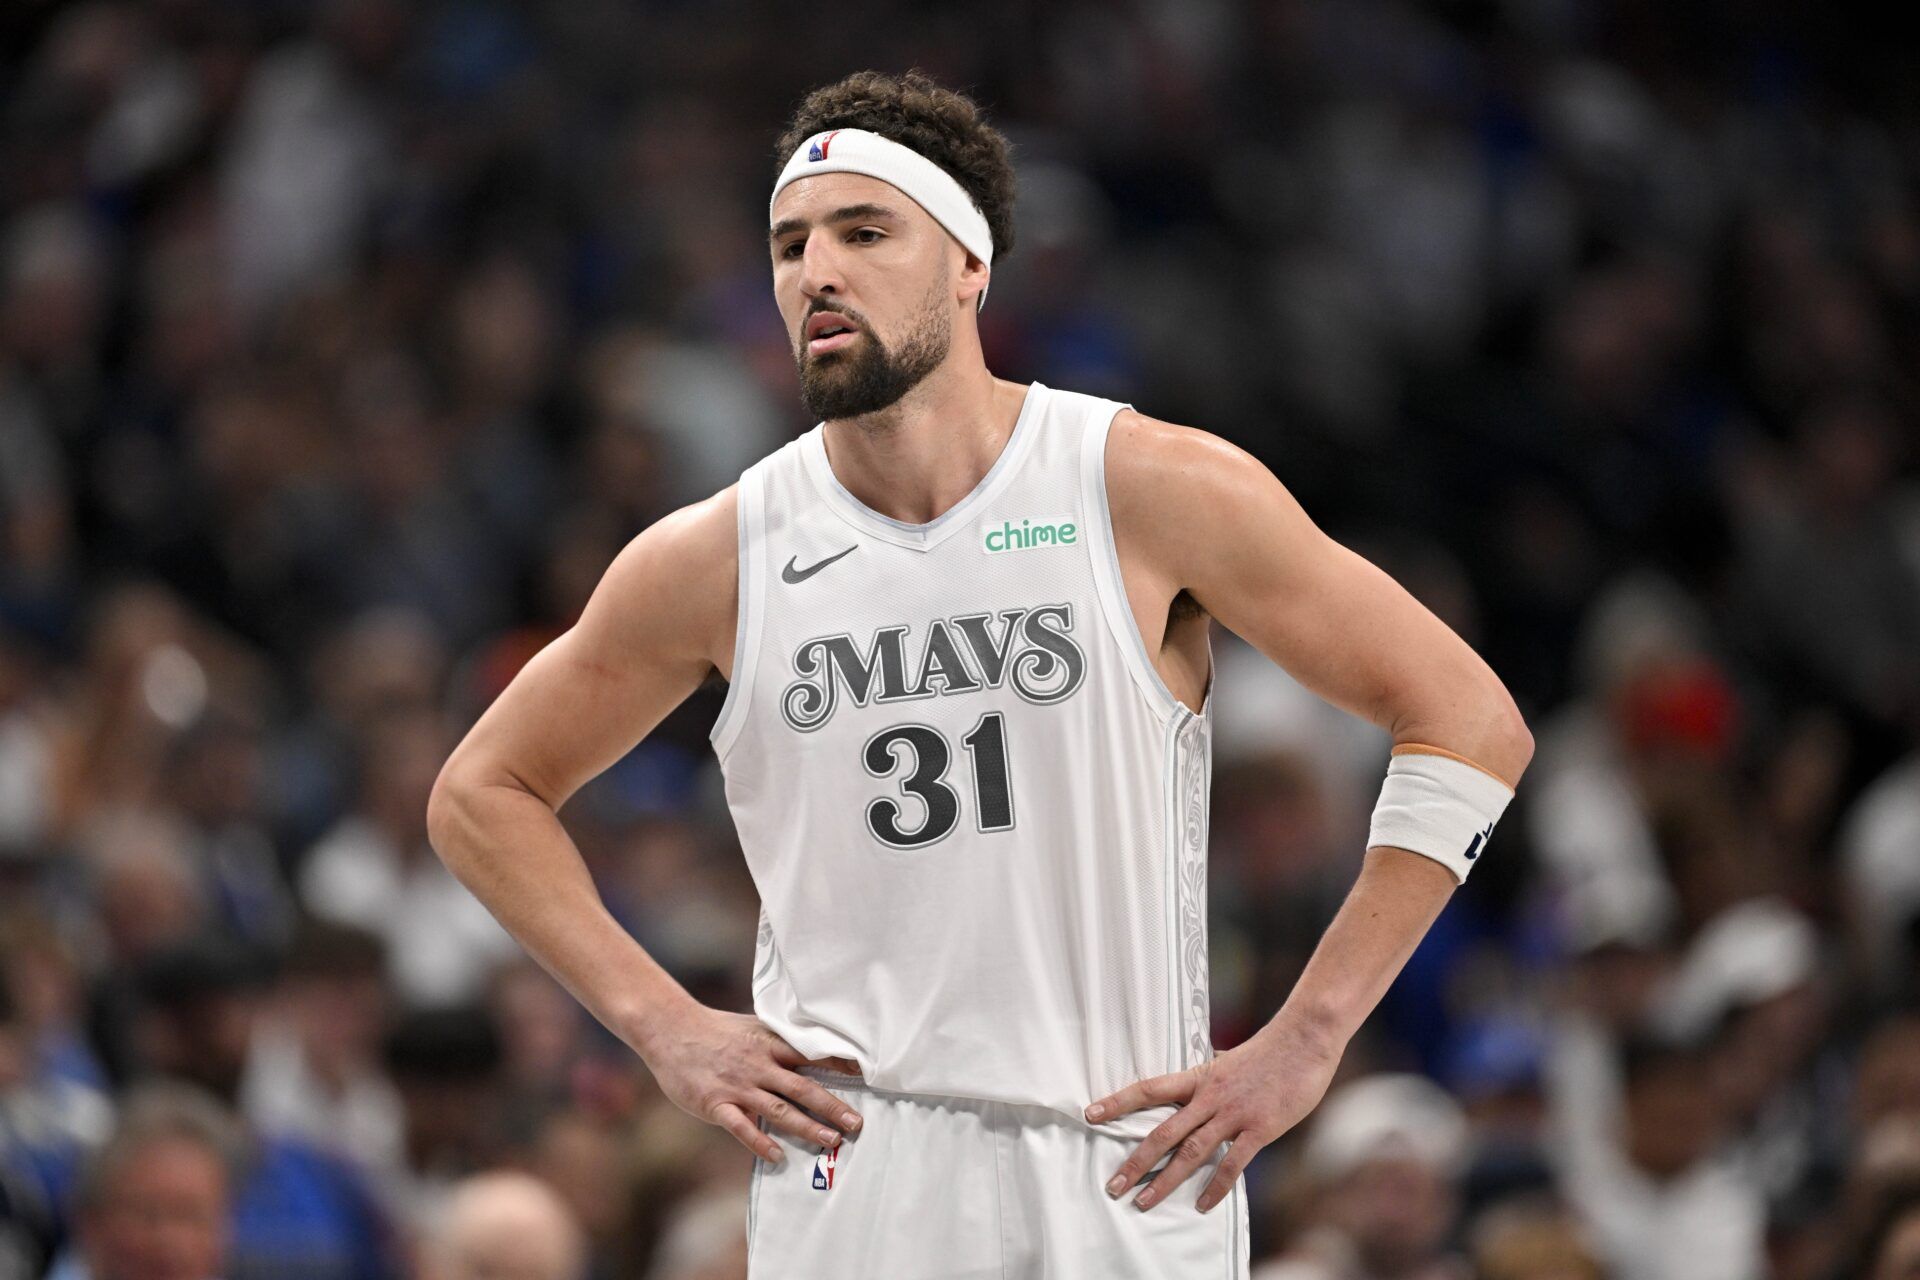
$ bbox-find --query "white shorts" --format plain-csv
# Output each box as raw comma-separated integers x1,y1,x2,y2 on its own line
747,1067,1250,1279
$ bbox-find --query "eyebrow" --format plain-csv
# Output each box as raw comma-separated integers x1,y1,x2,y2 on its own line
768,203,901,244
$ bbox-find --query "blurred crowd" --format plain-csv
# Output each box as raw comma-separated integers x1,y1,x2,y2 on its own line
0,0,1916,1277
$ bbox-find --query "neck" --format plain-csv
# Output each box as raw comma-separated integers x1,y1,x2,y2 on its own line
820,355,1028,525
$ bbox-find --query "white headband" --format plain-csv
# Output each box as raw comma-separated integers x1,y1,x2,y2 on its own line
771,127,994,312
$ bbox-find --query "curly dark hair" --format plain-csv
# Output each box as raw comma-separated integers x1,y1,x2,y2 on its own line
773,69,1016,262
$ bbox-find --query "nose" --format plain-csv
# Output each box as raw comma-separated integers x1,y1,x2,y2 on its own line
797,230,846,303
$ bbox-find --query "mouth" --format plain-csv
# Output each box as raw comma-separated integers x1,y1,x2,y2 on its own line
808,330,859,356
805,311,862,356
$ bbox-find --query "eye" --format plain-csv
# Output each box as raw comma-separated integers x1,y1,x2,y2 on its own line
776,227,883,260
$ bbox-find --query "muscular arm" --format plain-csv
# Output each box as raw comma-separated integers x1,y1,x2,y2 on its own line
1092,413,1534,1211
425,489,738,1053
428,489,865,1160
1108,411,1532,1039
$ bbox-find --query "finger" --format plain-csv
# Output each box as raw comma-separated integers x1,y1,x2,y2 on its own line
747,1088,846,1149
1195,1134,1259,1214
713,1100,783,1163
1133,1120,1232,1212
769,1070,865,1135
1104,1102,1211,1199
762,1032,807,1066
1084,1069,1197,1124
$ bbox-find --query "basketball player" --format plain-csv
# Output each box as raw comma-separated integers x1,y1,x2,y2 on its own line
428,70,1532,1277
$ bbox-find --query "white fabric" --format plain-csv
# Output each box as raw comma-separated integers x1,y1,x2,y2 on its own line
771,127,994,310
1366,750,1514,883
713,381,1218,1116
746,1067,1249,1278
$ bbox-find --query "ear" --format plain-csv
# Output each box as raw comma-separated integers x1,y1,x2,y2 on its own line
957,245,990,308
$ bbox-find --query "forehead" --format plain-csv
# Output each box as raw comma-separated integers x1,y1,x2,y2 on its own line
117,1137,228,1190
769,171,932,230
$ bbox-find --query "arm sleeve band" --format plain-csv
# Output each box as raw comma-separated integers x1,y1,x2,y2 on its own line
1365,747,1516,884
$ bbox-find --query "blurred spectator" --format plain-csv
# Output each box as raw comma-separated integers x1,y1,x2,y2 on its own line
640,1187,748,1280
1467,1200,1605,1280
1729,393,1920,728
239,922,402,1182
1,946,109,1264
420,1171,585,1280
1840,749,1920,1002
279,607,450,848
1443,1016,1557,1215
521,1109,625,1278
381,1005,506,1233
0,626,58,858
1651,900,1837,1213
1804,1022,1920,1280
0,1,1913,1272
159,712,293,949
301,707,515,1007
1254,1074,1470,1279
1559,1036,1764,1280
54,1083,237,1280
126,934,399,1280
1854,1183,1920,1280
611,1080,752,1280
1854,1017,1920,1143
487,961,586,1133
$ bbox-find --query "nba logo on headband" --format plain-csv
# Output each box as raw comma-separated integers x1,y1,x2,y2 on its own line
807,130,843,162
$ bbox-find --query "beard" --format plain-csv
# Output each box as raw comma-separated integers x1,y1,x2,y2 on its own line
796,278,952,421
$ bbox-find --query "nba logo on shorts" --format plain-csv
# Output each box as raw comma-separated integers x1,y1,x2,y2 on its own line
811,1146,837,1191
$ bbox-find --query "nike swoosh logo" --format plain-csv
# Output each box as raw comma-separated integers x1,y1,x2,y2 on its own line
782,545,857,584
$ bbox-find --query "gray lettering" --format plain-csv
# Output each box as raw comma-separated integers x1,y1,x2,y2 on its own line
1012,604,1085,705
910,620,983,697
951,610,1028,688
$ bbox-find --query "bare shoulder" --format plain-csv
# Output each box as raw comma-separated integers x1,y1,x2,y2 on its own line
579,483,740,676
1106,407,1249,470
1104,409,1290,586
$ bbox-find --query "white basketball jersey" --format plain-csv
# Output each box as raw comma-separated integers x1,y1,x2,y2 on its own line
710,381,1216,1118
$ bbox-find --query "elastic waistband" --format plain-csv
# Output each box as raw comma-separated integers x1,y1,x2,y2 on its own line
798,1063,871,1088
791,1066,1174,1138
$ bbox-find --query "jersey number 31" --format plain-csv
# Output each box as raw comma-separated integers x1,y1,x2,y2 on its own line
862,712,1014,848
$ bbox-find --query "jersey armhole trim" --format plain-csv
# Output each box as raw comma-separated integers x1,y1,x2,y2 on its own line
709,466,764,760
1080,404,1185,725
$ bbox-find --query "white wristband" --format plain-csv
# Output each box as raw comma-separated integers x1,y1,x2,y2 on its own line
1365,748,1515,884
